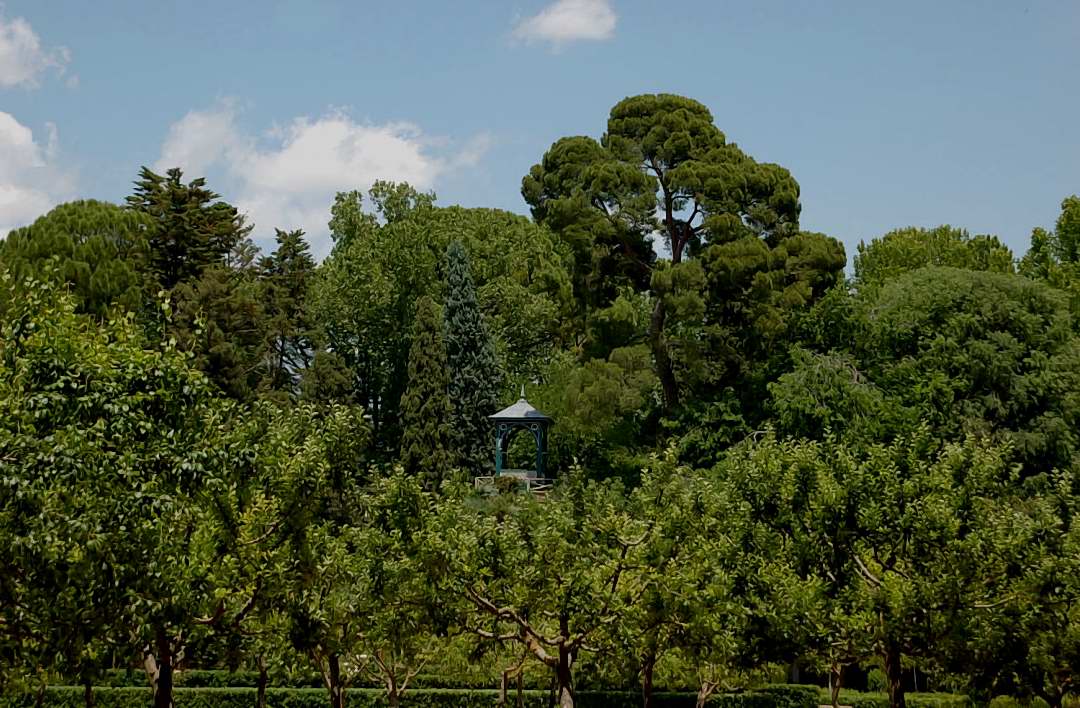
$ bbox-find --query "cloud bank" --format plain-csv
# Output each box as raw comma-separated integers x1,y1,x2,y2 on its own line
154,102,490,256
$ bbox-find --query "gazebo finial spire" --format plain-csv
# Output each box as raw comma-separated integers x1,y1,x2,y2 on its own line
519,383,526,399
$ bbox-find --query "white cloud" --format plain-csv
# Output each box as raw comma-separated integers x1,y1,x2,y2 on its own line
154,102,491,256
0,111,75,235
513,0,616,47
0,7,71,88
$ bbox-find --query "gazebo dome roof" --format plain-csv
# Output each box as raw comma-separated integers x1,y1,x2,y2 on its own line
489,388,552,423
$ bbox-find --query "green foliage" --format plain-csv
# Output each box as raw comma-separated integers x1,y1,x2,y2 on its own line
399,296,456,486
169,263,267,401
443,241,503,476
862,266,1080,472
0,199,153,318
0,271,247,700
1021,195,1080,315
127,166,252,290
260,228,317,396
312,186,572,451
0,685,826,708
854,225,1015,289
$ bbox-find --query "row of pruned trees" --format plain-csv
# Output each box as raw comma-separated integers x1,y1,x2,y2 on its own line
2,273,1077,708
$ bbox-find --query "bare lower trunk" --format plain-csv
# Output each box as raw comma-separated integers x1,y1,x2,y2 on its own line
696,680,718,708
322,653,345,708
499,671,509,707
556,646,574,708
83,679,95,708
516,671,524,708
883,645,906,708
144,629,174,708
641,651,656,708
256,655,268,708
829,665,843,708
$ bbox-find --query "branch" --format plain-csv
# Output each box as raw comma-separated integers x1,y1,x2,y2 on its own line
854,555,883,589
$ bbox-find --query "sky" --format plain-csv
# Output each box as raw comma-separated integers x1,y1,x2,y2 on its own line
1,0,1078,260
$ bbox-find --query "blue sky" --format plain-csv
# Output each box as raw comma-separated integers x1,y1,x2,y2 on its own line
1,0,1078,260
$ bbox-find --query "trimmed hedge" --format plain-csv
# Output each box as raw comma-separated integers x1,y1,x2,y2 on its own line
0,684,820,708
824,689,973,708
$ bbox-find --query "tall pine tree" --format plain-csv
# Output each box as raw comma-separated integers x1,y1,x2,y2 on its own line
443,241,503,476
399,295,455,487
260,228,316,395
127,166,251,290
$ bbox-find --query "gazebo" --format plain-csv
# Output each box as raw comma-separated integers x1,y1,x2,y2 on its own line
476,386,554,494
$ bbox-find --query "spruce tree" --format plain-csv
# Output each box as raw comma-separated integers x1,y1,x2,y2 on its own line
443,241,503,476
399,295,456,487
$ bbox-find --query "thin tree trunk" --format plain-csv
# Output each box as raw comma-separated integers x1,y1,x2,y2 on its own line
499,670,509,707
883,645,906,708
146,628,174,708
829,665,843,708
256,654,268,708
83,678,95,708
325,653,345,708
641,651,656,708
556,645,574,708
516,670,524,708
695,680,717,708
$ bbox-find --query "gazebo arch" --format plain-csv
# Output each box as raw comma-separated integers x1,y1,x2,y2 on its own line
482,386,554,492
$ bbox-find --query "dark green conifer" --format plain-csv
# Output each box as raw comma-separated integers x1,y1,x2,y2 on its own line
260,228,316,394
399,295,455,486
443,241,503,476
126,166,252,290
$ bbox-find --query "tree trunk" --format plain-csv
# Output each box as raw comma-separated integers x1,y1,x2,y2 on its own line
883,645,906,708
516,671,524,708
325,653,346,708
650,298,679,412
829,665,843,708
555,645,574,708
256,655,268,708
386,672,400,708
641,651,656,708
144,629,175,708
695,681,717,708
499,670,509,707
83,679,95,708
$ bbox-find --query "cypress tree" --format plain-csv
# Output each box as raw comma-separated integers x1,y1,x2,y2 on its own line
443,241,503,476
399,295,456,487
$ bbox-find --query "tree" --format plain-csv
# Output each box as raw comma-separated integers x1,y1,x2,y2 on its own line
1021,195,1080,314
433,474,647,708
312,186,572,452
854,225,1014,290
444,241,504,477
861,266,1080,473
169,262,267,401
0,200,153,318
259,228,316,395
127,166,251,290
0,271,255,708
717,430,1040,708
399,296,456,486
524,93,842,414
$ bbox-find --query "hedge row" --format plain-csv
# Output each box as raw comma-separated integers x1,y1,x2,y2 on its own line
97,669,550,690
0,685,821,708
824,689,973,708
